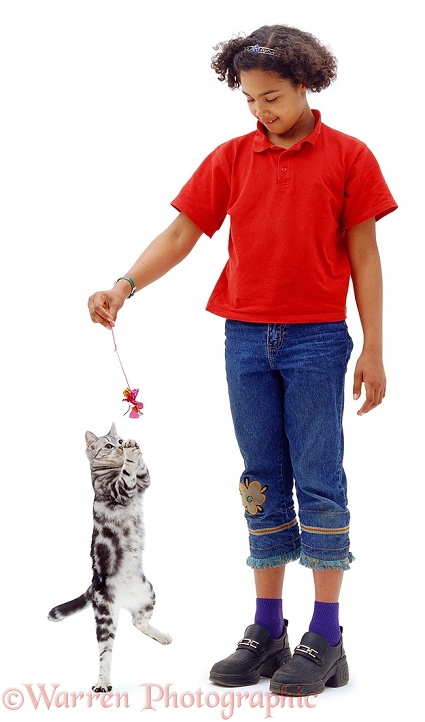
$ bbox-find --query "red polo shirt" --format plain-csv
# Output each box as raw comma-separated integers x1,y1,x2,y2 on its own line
171,110,397,323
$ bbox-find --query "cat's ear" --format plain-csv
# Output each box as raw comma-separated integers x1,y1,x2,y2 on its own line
109,422,117,437
85,431,98,449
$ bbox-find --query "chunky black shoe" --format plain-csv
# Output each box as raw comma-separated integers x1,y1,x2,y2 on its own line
209,622,291,687
269,628,349,696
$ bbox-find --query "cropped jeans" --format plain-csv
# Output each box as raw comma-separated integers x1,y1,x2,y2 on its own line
225,320,355,571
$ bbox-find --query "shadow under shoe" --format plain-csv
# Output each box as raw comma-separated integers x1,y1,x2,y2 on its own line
209,621,291,687
269,627,349,696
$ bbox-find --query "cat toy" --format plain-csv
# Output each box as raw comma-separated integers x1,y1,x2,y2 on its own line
111,329,144,418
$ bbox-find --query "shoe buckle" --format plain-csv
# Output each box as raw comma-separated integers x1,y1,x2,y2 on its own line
238,637,260,649
295,643,319,658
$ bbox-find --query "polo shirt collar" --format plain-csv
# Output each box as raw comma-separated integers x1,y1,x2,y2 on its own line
253,109,322,152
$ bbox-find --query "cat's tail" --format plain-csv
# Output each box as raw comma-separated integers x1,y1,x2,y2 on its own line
47,586,92,622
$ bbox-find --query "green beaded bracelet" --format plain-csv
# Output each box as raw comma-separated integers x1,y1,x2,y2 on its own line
115,275,136,298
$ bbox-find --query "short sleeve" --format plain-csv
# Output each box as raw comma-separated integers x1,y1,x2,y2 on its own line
171,146,231,238
342,145,398,230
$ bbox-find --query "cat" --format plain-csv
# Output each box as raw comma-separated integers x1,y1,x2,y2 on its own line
48,422,172,692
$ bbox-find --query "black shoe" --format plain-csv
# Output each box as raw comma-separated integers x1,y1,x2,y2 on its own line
209,622,291,687
269,628,349,696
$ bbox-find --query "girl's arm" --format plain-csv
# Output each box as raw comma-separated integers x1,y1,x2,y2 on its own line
88,212,203,328
346,216,386,416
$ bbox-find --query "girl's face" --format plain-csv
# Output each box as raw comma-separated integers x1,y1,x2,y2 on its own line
239,69,313,146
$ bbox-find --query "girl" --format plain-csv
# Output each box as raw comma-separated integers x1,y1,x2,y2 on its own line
88,24,397,696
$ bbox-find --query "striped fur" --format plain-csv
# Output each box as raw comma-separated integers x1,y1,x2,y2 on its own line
48,423,172,692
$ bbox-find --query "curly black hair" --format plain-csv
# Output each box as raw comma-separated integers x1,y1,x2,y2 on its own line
211,24,337,92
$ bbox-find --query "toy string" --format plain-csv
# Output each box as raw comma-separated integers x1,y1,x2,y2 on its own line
111,328,130,388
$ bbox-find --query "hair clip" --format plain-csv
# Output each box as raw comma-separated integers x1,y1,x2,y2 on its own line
247,44,275,56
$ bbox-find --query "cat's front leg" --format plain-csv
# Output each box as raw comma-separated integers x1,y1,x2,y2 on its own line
136,460,150,492
111,440,141,505
125,439,150,493
123,438,141,465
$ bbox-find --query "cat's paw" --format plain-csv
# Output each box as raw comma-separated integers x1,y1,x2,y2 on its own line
123,439,141,464
92,682,112,693
124,439,139,449
136,621,173,645
158,632,173,645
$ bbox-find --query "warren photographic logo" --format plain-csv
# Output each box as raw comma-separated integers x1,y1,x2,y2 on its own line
2,682,317,718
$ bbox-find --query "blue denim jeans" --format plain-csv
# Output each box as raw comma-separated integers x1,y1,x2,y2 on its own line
225,320,354,571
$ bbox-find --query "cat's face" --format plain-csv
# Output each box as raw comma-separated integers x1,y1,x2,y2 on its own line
85,422,125,468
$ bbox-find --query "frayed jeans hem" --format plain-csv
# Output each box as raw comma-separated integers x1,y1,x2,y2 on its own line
246,549,301,569
298,551,355,571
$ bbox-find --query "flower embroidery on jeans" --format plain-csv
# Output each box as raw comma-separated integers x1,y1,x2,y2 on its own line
240,478,268,515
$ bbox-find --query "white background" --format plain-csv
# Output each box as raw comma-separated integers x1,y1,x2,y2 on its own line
0,1,422,720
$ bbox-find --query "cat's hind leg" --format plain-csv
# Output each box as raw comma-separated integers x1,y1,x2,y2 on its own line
92,596,120,692
132,604,172,645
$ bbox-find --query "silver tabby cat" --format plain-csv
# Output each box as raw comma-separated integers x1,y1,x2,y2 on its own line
48,422,172,692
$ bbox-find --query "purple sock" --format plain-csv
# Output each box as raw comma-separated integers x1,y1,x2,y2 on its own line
309,601,341,646
254,598,284,639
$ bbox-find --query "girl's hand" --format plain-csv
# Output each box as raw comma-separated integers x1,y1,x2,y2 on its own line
88,286,128,329
352,350,386,416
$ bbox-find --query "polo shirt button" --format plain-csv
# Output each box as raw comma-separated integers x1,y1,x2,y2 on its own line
281,167,287,171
